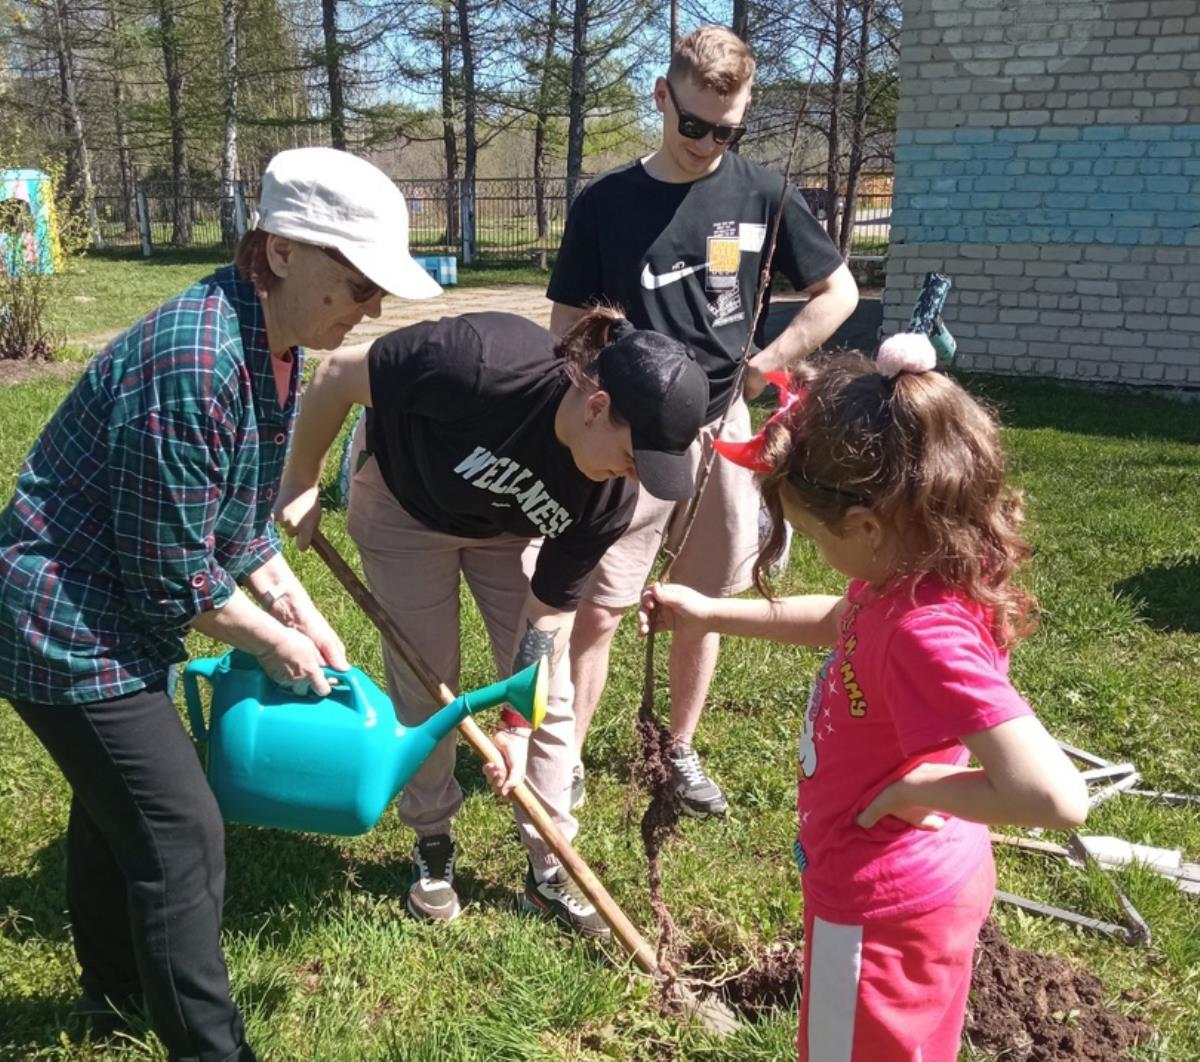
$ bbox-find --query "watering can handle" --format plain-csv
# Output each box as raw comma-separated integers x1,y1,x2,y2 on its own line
319,668,376,718
262,667,372,714
182,657,221,742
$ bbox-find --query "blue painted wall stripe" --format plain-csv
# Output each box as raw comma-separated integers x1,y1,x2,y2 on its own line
894,124,1200,248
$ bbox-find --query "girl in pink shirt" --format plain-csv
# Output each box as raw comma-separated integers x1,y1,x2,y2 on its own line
639,336,1088,1062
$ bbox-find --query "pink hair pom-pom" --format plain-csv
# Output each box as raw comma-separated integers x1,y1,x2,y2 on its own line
876,333,937,378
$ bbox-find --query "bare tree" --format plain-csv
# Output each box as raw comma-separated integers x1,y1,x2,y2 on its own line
49,0,93,221
823,0,846,241
731,0,747,44
835,0,872,255
564,0,589,208
156,0,192,246
455,0,477,258
322,0,347,149
533,0,561,239
220,0,240,248
439,1,460,245
104,0,137,235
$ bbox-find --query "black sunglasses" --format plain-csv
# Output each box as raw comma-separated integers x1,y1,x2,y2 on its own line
321,246,384,303
664,80,747,147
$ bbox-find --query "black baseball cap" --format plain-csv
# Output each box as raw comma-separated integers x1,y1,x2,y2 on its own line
597,326,709,501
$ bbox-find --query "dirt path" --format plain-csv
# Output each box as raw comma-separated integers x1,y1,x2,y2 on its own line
0,359,91,386
2,285,882,387
0,285,555,386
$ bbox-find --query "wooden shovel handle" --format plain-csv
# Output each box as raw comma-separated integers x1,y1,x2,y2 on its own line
309,528,660,977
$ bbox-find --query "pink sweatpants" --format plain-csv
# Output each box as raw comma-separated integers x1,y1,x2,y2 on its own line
346,438,576,874
799,854,995,1062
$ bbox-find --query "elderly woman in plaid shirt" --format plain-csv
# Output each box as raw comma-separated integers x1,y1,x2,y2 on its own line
0,149,440,1061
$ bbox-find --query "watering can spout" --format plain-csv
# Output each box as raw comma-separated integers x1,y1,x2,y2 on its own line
440,656,549,732
388,657,548,803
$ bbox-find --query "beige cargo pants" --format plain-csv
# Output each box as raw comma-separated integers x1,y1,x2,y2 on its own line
346,432,575,875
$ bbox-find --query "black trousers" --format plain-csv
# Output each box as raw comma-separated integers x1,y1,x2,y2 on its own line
12,684,255,1062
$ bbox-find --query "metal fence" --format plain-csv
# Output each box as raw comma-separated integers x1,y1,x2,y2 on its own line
94,184,253,253
845,192,891,256
92,176,891,262
399,177,572,258
93,194,140,248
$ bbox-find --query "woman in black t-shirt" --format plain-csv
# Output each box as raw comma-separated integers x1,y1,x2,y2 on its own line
275,308,707,936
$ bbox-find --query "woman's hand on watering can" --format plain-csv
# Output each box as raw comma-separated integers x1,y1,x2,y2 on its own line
484,726,530,799
256,626,334,697
268,583,351,673
274,482,322,551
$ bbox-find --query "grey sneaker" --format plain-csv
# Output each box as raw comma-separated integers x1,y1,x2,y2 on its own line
668,744,728,817
407,834,462,922
522,863,611,938
569,763,586,812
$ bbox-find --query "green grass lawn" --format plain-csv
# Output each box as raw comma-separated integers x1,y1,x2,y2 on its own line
0,368,1198,1060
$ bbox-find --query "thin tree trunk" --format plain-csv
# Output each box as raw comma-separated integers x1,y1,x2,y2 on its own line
322,0,346,149
730,0,749,154
220,0,239,248
731,0,747,43
565,0,588,210
670,0,678,52
51,0,93,221
824,0,846,243
440,1,459,245
107,1,136,235
838,0,873,257
456,0,476,258
533,0,559,240
158,0,191,247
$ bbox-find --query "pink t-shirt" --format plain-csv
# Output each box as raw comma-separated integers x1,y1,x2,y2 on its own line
271,350,294,407
796,577,1033,924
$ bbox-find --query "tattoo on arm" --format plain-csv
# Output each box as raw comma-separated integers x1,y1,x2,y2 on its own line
513,621,558,676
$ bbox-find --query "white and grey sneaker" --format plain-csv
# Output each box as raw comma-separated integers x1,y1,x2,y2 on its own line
569,763,586,812
522,863,610,938
668,744,729,817
407,834,462,922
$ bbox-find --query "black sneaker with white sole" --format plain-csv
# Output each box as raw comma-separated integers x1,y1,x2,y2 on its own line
407,834,462,922
668,744,729,817
522,863,611,938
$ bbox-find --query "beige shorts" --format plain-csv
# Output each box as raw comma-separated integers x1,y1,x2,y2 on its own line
582,399,759,609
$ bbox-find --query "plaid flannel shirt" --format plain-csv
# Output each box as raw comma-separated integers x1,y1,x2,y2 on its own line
0,266,301,705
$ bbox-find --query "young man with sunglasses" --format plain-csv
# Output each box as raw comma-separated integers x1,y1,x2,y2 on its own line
548,25,858,817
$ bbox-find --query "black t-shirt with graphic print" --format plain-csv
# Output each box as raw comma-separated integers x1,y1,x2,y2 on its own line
547,152,846,422
364,312,636,609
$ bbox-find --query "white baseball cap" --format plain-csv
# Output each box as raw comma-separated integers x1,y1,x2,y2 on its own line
253,147,442,300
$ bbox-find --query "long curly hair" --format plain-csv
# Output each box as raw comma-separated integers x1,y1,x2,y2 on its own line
755,352,1037,648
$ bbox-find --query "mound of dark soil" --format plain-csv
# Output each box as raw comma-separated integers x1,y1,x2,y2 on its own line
965,920,1154,1061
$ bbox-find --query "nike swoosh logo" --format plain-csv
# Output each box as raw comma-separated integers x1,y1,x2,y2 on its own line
641,262,705,290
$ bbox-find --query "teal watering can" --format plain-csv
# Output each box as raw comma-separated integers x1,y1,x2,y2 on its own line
183,649,547,836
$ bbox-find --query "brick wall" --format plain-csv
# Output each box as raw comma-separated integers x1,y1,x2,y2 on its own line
883,0,1200,388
